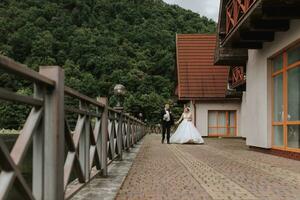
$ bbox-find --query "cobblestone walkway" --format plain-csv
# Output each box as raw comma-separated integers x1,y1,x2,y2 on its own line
71,143,142,200
116,135,300,200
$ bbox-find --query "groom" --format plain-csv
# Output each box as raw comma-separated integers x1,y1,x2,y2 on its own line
161,104,174,144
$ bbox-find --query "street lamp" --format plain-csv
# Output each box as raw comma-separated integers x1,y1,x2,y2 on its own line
139,113,143,121
114,84,126,110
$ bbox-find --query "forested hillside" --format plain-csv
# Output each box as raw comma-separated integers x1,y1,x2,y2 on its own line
0,0,216,127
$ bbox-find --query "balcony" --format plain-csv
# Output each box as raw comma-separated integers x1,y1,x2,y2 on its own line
231,66,246,89
226,0,257,35
215,0,300,65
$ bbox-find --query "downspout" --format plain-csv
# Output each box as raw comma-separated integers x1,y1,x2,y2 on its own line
192,100,196,127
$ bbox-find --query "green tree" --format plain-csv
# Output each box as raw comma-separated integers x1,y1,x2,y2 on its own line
0,0,216,127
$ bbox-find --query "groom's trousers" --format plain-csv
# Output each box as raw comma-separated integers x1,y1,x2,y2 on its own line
161,124,170,143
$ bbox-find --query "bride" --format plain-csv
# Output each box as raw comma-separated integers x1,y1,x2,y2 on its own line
170,107,204,144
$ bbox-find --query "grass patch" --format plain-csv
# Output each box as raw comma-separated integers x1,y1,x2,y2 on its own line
0,129,19,135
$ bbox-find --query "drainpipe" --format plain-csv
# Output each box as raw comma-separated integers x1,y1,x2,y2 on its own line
192,100,196,127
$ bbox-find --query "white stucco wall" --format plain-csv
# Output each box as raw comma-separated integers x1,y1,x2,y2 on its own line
244,20,300,148
240,92,247,138
193,101,241,137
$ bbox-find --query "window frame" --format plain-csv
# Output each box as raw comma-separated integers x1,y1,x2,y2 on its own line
271,43,300,152
208,110,237,137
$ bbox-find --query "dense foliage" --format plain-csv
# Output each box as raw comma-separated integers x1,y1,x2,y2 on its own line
0,0,216,127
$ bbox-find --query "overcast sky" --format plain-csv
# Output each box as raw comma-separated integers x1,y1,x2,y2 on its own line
162,0,220,21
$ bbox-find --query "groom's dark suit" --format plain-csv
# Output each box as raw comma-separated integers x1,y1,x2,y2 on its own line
161,109,174,144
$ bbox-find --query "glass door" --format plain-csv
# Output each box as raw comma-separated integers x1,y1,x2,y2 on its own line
272,44,300,152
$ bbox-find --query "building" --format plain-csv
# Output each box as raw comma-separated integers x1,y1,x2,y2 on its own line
176,34,242,137
215,0,300,153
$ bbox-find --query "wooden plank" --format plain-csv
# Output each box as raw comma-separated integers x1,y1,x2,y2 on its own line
94,119,102,170
111,120,116,158
65,106,102,118
116,113,123,160
99,97,108,177
64,152,85,190
65,121,75,152
0,55,55,87
11,107,43,165
0,139,35,200
0,88,43,106
0,171,15,200
64,119,85,190
79,101,90,181
39,66,65,200
222,0,262,46
72,115,86,149
33,84,45,200
65,86,105,108
0,139,15,199
107,107,121,113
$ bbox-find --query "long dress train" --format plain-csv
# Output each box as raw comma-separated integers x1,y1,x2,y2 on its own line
170,112,204,144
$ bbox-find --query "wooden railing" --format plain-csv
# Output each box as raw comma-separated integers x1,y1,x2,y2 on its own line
0,55,147,200
226,0,257,34
231,66,246,88
148,125,161,134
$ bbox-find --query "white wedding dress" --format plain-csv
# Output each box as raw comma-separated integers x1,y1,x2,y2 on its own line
170,112,204,144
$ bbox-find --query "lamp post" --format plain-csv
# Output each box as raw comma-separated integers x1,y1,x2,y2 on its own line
138,113,143,121
113,84,126,160
113,84,126,111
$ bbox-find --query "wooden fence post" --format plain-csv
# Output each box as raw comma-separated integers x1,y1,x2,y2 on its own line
32,84,45,199
79,100,90,181
39,66,64,200
116,112,123,160
98,97,108,177
126,119,131,150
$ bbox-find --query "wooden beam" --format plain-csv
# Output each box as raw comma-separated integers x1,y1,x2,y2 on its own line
65,86,105,108
0,139,35,200
0,88,43,107
220,0,300,48
250,19,290,32
221,0,263,47
11,108,43,166
240,31,274,42
214,36,248,66
99,97,108,177
40,66,65,200
232,41,263,49
0,55,55,87
262,5,300,19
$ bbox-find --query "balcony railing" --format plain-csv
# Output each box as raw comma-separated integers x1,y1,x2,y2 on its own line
0,55,147,200
231,66,246,88
226,0,257,34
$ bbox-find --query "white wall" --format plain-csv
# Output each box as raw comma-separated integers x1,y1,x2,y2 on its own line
244,20,300,148
240,92,247,138
194,101,241,137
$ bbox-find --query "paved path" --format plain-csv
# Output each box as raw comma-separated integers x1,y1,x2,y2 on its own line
71,142,142,200
116,135,300,200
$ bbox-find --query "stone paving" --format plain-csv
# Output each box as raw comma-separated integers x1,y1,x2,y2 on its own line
71,142,142,200
116,135,300,200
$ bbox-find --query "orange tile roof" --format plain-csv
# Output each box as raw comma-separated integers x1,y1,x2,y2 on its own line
176,34,229,100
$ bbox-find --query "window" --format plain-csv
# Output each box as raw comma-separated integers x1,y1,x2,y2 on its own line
208,111,237,136
272,44,300,152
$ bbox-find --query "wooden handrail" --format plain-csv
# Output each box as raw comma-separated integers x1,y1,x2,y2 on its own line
0,57,148,200
0,55,55,87
64,86,105,108
0,88,43,107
